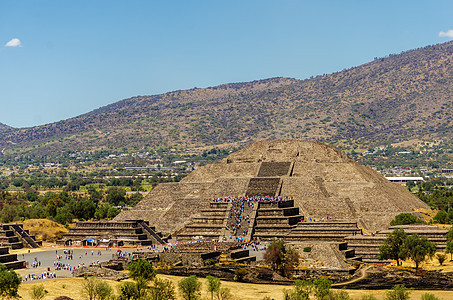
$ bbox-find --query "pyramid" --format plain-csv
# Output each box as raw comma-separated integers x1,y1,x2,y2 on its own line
115,140,428,237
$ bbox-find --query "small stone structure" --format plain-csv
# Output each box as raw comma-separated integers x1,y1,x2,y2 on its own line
58,220,166,246
73,265,128,281
344,224,447,263
0,246,26,269
0,224,40,249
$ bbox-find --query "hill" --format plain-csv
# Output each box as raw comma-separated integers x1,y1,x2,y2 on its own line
0,122,13,133
0,42,452,159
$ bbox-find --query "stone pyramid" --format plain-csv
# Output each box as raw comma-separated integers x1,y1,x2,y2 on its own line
115,140,428,236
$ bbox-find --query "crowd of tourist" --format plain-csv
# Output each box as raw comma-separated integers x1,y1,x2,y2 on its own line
214,195,292,238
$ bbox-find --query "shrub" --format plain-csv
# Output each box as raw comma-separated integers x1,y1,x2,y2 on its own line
385,285,411,300
437,253,447,266
149,277,176,300
82,277,113,300
433,210,449,224
360,296,377,300
0,263,21,299
390,213,424,226
30,284,48,300
178,275,201,300
421,293,440,300
303,247,312,252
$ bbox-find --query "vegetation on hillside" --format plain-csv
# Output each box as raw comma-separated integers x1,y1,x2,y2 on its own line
1,42,452,165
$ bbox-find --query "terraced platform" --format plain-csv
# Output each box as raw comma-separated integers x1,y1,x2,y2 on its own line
0,224,40,249
58,220,166,246
344,224,447,263
116,140,430,240
0,247,25,269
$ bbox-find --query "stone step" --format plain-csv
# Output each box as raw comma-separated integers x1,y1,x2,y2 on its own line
235,256,256,263
3,261,25,270
192,217,225,225
295,222,358,228
176,233,221,241
0,253,18,263
230,249,250,259
210,202,230,209
258,207,300,217
256,215,302,226
290,229,359,235
185,224,224,229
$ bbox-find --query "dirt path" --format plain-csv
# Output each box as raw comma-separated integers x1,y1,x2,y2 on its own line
332,264,372,287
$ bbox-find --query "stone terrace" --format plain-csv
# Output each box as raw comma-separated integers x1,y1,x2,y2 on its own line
58,220,165,246
0,247,25,269
345,224,447,263
0,224,40,249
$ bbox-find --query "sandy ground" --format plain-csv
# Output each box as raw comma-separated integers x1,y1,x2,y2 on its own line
12,246,453,299
17,274,453,300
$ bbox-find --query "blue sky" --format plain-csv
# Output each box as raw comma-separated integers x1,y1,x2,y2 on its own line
1,1,452,128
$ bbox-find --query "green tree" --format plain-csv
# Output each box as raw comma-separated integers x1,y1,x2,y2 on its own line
390,213,424,226
378,228,407,266
263,239,300,278
206,275,221,300
433,210,448,224
283,279,312,300
0,263,21,299
178,275,201,300
82,276,113,300
128,259,156,281
149,277,176,300
106,188,126,206
436,253,447,266
312,277,332,299
446,227,453,242
446,241,453,261
117,281,139,300
385,284,411,300
400,234,436,273
128,259,156,299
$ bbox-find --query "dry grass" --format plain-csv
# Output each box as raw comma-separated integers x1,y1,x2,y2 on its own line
18,219,69,242
17,274,453,300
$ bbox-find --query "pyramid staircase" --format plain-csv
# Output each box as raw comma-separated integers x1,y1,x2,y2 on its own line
0,224,40,249
175,202,230,241
253,199,303,239
0,247,26,269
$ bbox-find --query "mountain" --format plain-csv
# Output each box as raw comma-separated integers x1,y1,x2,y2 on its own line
0,122,13,133
1,42,452,158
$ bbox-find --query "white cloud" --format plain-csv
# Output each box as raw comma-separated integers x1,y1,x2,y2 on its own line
439,30,453,38
5,38,22,47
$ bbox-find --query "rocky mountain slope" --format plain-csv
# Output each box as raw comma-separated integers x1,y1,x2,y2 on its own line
0,122,13,133
1,42,452,158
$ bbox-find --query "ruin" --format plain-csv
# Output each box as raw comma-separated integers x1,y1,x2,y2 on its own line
0,247,26,269
116,140,429,242
0,224,40,249
58,220,166,246
48,139,438,264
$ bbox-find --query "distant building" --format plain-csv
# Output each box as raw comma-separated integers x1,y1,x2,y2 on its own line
385,176,424,183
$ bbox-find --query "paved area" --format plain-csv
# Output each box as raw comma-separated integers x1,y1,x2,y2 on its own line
15,247,119,283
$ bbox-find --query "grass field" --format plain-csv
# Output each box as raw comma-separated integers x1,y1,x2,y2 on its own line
17,274,453,300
